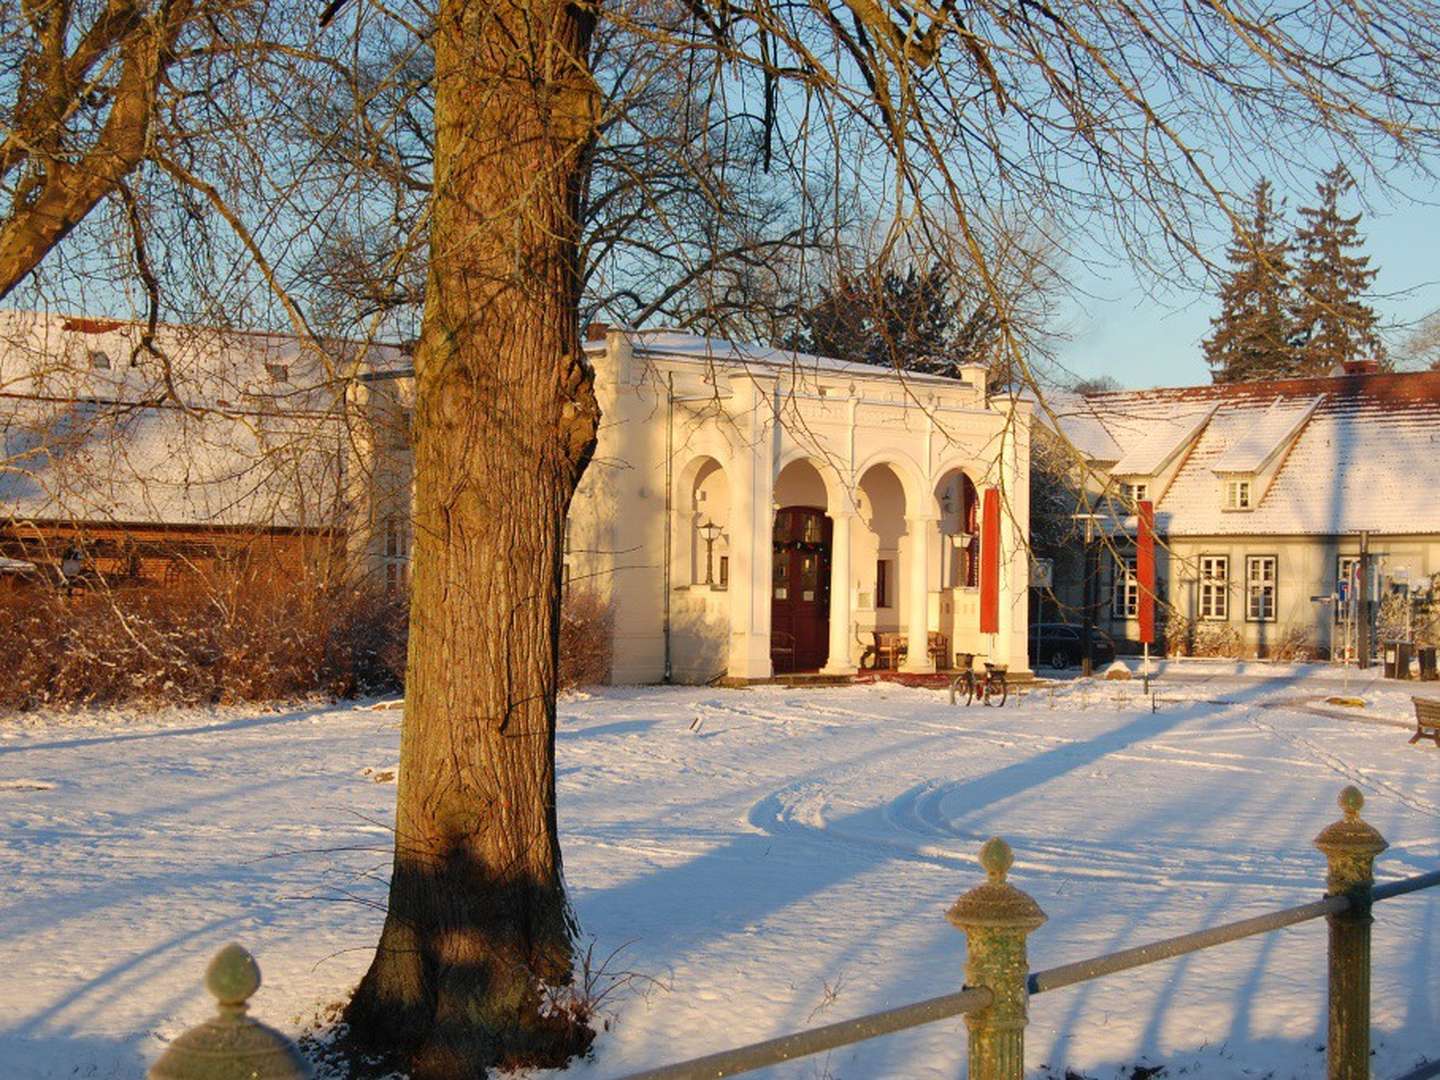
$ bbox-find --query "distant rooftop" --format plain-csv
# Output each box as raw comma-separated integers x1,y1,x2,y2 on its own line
1048,369,1440,536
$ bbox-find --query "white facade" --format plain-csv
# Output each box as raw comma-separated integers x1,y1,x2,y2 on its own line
566,330,1033,683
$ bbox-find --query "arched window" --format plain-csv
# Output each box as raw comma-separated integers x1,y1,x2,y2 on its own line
961,475,980,588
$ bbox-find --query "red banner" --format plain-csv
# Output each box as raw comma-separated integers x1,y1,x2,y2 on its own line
979,486,1001,635
1137,500,1156,644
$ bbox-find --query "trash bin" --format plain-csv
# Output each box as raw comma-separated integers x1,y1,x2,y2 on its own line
1420,646,1438,682
1384,641,1414,679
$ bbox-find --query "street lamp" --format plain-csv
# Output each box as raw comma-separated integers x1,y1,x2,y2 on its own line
1071,512,1104,677
698,519,722,585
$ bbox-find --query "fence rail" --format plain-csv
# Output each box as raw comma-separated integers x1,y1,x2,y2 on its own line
620,987,994,1080
149,787,1439,1080
611,785,1438,1080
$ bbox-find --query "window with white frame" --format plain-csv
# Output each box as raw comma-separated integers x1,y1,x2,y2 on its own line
1112,556,1139,618
1124,481,1149,505
383,514,410,593
1225,478,1252,510
1199,555,1229,619
1246,555,1277,621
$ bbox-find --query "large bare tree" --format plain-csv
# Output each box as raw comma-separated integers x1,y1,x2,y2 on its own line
332,1,1440,1076
7,0,1440,1075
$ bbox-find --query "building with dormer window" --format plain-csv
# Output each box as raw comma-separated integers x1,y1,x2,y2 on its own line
1046,368,1440,661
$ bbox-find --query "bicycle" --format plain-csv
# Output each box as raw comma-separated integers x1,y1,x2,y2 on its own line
949,661,1008,707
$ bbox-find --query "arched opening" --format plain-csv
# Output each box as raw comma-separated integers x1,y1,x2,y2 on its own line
853,462,910,663
670,455,732,683
936,470,981,589
771,458,832,673
687,457,729,588
935,468,983,661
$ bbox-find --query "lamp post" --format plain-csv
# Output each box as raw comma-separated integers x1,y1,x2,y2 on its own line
1072,513,1103,677
698,519,722,586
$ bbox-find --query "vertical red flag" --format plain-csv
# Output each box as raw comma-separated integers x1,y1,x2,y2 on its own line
1137,499,1156,644
979,486,1001,634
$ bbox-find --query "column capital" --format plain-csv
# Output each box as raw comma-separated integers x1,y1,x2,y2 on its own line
908,512,942,525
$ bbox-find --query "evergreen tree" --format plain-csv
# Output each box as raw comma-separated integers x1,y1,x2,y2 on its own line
1292,165,1384,374
1204,180,1297,383
792,261,1002,380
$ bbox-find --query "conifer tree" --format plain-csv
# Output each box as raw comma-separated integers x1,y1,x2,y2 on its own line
1292,165,1384,374
1204,180,1296,383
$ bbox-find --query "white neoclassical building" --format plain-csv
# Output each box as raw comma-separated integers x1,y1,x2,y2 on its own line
556,328,1034,683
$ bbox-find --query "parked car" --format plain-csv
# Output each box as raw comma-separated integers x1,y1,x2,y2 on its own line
1030,623,1117,670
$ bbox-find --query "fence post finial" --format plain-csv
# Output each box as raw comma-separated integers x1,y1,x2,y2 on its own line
148,944,313,1079
1314,786,1387,1080
947,837,1046,1080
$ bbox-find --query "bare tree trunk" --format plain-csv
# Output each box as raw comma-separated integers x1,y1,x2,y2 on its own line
343,0,599,1074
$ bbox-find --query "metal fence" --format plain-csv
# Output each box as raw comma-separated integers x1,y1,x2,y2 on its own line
617,785,1439,1080
151,784,1439,1080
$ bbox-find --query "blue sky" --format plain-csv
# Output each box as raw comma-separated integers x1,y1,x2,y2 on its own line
1055,183,1440,389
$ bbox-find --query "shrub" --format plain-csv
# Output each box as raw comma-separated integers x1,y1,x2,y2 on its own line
1163,608,1244,658
1266,623,1316,662
559,588,612,691
0,571,406,710
0,569,617,709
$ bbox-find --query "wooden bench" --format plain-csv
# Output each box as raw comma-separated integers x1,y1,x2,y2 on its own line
1410,696,1440,747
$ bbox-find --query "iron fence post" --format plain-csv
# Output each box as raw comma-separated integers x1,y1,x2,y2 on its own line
947,838,1046,1080
1314,786,1388,1080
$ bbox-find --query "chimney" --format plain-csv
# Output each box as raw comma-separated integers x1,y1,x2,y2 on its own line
585,321,613,342
1340,358,1380,376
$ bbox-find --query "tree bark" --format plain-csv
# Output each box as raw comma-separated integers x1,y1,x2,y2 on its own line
342,0,599,1075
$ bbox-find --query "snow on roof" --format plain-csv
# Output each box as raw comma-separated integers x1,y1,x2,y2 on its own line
0,311,385,530
1107,401,1216,476
1041,392,1124,462
1,397,343,529
625,329,972,389
0,309,410,408
1065,371,1440,536
1209,396,1323,474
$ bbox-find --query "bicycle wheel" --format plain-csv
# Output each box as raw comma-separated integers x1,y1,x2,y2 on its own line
985,678,1008,707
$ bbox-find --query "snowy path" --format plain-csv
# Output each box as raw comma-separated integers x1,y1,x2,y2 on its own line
1,674,1438,1078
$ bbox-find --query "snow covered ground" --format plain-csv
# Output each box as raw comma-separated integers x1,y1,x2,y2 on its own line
2,668,1439,1079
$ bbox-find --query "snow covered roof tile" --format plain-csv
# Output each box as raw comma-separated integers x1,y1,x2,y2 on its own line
1,397,345,529
1041,392,1124,462
1062,370,1440,536
1209,396,1323,474
625,329,973,389
1107,403,1216,476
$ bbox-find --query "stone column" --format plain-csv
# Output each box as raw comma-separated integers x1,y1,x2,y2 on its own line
726,376,777,680
902,513,938,672
823,509,856,674
948,838,1046,1080
1314,785,1388,1080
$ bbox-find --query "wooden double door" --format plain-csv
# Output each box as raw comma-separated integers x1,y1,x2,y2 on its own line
771,507,832,673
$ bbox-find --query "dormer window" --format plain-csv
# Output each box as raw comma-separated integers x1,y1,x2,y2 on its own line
1123,482,1148,505
88,350,111,370
1225,479,1252,510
